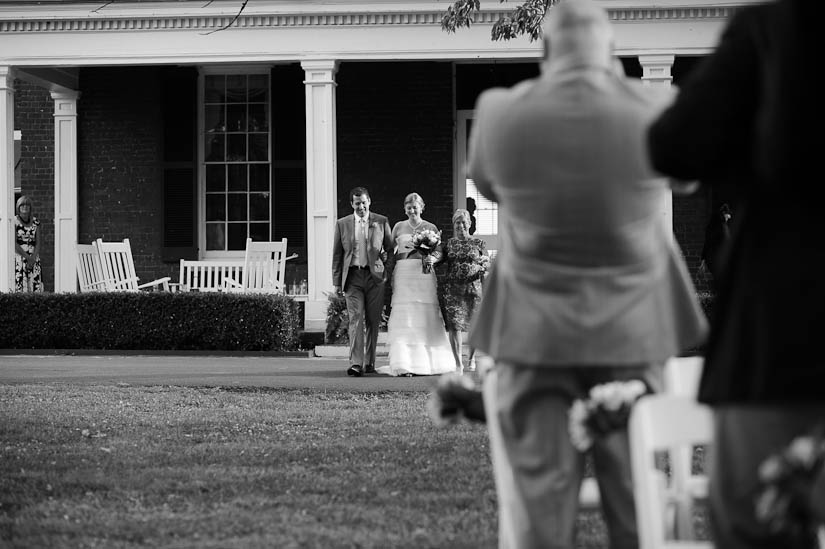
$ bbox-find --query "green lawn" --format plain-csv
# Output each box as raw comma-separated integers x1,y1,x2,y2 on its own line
0,384,616,548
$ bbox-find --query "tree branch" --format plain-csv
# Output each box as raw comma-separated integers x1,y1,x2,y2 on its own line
202,0,250,36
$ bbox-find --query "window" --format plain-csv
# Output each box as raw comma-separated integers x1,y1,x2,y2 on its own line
201,71,271,253
456,111,499,252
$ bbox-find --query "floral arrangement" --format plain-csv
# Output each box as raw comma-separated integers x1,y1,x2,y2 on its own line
411,229,441,273
567,380,648,452
755,429,825,546
427,372,486,427
453,251,490,283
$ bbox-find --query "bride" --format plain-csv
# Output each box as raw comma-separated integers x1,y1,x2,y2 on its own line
377,192,455,377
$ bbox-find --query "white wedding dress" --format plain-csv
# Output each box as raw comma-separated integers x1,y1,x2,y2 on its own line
377,234,455,376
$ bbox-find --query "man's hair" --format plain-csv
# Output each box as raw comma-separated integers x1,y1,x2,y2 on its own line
542,0,613,63
349,187,370,201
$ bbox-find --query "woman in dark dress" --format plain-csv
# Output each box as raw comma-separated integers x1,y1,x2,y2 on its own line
439,209,489,373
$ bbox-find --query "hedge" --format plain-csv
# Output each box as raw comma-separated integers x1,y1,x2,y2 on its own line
0,292,302,351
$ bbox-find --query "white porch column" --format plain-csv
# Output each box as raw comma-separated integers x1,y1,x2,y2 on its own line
0,67,15,293
639,54,676,238
301,60,339,331
51,90,80,292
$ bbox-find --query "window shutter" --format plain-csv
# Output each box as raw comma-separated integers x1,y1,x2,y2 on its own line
162,67,197,261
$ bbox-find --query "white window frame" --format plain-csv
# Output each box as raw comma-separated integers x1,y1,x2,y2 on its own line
197,65,272,259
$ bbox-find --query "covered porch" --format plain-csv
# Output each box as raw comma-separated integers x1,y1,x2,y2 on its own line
0,0,738,329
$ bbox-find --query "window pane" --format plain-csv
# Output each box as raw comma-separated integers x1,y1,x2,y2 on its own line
227,164,247,192
227,223,247,250
205,194,226,221
206,165,225,192
226,75,246,103
206,223,225,250
228,194,247,221
249,222,269,242
205,135,224,162
249,164,268,191
205,105,225,134
227,134,247,162
248,75,267,102
249,193,269,221
249,134,268,162
249,104,267,132
204,75,225,103
227,104,246,132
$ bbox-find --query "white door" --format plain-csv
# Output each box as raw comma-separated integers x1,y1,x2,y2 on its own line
455,110,499,255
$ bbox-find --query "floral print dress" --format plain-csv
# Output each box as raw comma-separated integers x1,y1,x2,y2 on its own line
15,216,43,293
440,237,489,331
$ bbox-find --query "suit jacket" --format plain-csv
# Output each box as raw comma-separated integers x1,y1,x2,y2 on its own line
332,212,394,291
467,66,708,367
649,0,824,404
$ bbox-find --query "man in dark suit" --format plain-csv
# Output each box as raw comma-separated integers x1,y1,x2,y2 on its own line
332,187,394,377
649,1,825,546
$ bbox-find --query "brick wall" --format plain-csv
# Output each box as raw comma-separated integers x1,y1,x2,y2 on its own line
13,80,55,291
77,66,177,283
674,189,712,293
337,61,455,234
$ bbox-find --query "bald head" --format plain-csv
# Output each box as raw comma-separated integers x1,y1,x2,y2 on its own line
541,0,614,70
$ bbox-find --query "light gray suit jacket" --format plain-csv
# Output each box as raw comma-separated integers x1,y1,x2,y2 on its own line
332,212,394,291
467,66,708,367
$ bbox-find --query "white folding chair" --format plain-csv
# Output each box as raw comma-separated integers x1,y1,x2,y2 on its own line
95,238,171,291
664,355,705,398
630,393,714,549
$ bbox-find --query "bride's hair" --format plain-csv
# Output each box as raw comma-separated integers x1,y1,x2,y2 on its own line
404,192,425,212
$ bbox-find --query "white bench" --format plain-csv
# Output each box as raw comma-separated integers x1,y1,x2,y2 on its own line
174,259,244,293
172,258,307,300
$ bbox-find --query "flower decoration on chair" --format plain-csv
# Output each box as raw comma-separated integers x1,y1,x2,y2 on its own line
567,380,648,452
411,229,442,274
427,372,486,427
755,427,825,547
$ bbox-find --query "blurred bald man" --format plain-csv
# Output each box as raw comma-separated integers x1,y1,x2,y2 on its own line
467,0,707,547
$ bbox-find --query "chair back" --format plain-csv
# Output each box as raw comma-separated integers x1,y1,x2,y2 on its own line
629,394,714,549
75,242,108,292
240,238,288,293
95,238,142,291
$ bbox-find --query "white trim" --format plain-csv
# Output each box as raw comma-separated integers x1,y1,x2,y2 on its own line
0,3,744,34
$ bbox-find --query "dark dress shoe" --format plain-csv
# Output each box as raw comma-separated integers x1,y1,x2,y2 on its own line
347,364,363,377
364,364,376,374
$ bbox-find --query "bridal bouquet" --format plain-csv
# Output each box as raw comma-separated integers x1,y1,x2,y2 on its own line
567,380,648,452
755,429,825,546
411,229,441,274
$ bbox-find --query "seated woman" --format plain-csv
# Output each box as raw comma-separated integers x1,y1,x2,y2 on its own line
377,192,455,377
440,208,489,373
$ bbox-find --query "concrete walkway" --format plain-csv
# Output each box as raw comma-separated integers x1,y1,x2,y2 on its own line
0,354,453,393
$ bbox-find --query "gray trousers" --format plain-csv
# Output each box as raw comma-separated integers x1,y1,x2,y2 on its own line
344,267,385,367
710,405,825,549
483,362,662,549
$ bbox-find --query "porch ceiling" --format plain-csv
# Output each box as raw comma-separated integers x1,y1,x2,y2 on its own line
0,0,758,67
